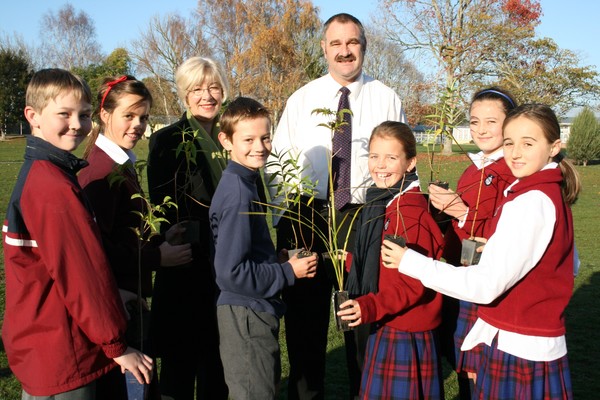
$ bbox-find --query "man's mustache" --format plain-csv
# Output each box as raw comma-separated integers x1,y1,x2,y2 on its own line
335,54,356,62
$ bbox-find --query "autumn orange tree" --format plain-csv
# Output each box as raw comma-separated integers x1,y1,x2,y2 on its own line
197,0,323,121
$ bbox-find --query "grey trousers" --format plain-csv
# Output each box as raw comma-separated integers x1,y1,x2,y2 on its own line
217,304,281,400
22,381,95,400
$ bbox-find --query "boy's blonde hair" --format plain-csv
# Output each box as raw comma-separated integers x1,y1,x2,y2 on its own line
219,97,271,140
175,57,230,106
26,68,92,112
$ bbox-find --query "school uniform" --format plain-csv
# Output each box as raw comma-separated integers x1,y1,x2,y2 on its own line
78,134,164,399
210,160,296,400
396,164,574,400
3,136,128,396
439,150,513,373
348,178,445,399
79,134,162,298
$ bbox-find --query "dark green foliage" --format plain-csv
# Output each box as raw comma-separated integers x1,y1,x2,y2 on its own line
0,49,32,133
72,48,132,111
568,107,600,165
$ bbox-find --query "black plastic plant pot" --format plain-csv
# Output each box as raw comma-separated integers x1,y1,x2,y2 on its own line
125,370,148,400
183,219,201,245
288,248,315,259
383,234,406,248
332,290,352,331
429,180,450,190
461,238,485,266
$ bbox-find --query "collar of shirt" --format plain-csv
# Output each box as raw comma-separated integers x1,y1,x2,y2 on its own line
468,148,504,169
503,161,558,197
325,73,365,104
95,133,136,165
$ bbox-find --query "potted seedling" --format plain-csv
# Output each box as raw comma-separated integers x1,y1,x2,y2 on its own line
171,125,228,243
262,106,362,331
312,106,363,332
383,179,410,250
425,81,487,264
422,81,474,231
265,149,317,260
459,166,487,265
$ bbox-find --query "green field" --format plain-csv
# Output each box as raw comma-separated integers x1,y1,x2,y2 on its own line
0,136,598,399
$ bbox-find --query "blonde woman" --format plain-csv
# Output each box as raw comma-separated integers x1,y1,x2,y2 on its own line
147,57,230,400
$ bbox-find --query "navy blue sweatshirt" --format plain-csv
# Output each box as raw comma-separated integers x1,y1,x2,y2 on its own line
210,160,295,318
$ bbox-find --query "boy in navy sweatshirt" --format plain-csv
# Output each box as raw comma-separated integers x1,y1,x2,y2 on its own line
209,97,318,400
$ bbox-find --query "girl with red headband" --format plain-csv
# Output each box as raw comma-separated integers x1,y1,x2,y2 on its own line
78,75,193,399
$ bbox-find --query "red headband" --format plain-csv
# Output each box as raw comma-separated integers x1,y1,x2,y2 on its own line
100,76,128,110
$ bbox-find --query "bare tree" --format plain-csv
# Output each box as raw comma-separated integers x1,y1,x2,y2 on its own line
379,0,541,153
363,26,433,125
130,13,210,115
39,4,103,69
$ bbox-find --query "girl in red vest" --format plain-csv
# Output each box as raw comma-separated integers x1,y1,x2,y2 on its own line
428,87,516,398
382,104,580,400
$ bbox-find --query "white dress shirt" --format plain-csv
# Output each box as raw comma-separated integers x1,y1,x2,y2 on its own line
396,163,568,361
267,73,406,223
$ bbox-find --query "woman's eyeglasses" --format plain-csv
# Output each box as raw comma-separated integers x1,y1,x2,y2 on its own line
188,86,222,97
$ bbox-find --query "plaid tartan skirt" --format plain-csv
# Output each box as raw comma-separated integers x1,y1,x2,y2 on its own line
359,325,444,400
454,299,483,374
473,336,573,400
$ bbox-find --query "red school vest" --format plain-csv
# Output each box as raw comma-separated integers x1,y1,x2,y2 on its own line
477,168,574,337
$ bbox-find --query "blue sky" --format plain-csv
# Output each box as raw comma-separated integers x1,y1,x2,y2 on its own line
1,0,598,74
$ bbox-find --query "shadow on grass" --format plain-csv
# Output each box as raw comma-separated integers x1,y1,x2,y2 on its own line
278,341,349,399
566,270,600,399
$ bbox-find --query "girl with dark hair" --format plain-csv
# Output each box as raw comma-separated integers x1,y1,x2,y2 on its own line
78,75,192,399
428,87,517,398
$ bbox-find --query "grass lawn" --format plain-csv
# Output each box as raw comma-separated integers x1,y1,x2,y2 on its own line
0,136,599,399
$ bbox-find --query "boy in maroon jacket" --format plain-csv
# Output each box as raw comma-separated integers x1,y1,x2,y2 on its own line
2,68,153,398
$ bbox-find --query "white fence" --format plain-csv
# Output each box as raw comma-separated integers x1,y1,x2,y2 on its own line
414,125,572,145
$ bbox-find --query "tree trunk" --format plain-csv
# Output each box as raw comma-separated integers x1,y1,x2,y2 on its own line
441,133,453,155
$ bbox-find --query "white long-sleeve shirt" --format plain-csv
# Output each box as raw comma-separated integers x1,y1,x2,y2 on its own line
267,73,405,224
397,163,568,361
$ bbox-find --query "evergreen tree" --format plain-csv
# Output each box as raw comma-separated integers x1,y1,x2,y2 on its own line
0,48,32,138
567,107,600,166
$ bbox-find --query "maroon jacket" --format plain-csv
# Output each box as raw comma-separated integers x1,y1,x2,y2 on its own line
442,157,513,264
2,136,127,396
357,188,444,332
78,144,163,297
